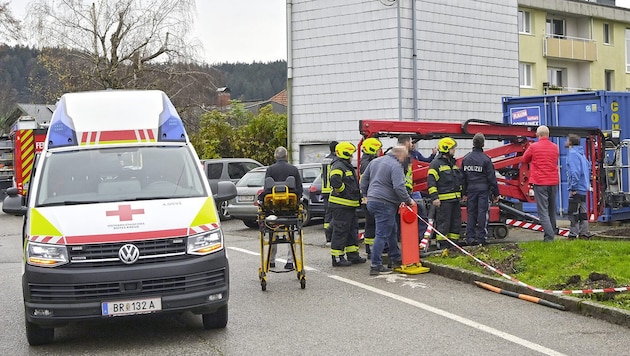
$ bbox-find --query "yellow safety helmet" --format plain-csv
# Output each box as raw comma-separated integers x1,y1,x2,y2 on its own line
361,137,382,155
437,137,457,153
335,141,356,160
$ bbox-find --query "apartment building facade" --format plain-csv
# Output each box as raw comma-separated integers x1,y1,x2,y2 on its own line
288,0,519,163
287,0,630,163
518,0,630,96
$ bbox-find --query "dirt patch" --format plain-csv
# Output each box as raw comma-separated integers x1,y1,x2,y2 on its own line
466,244,617,301
600,228,630,237
550,272,618,301
459,243,523,275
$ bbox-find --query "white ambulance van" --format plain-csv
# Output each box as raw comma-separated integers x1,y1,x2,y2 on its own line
3,90,236,345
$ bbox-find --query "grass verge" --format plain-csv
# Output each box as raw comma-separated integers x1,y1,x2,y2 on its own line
424,239,630,311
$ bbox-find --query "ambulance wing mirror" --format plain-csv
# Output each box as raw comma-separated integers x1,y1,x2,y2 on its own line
2,187,27,216
213,181,237,202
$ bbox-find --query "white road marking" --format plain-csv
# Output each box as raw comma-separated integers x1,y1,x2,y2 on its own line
227,246,317,271
329,274,567,356
228,246,565,355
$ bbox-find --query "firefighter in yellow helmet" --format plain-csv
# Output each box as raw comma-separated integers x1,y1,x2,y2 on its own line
427,137,463,249
329,141,366,266
321,141,338,245
359,137,382,259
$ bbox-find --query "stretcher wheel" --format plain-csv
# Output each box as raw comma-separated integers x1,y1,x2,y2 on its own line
300,278,306,289
261,280,267,291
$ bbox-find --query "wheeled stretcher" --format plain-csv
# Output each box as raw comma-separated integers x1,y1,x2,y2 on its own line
257,176,306,291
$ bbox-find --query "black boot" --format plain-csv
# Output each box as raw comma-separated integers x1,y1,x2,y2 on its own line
347,252,366,264
366,245,372,260
332,256,352,267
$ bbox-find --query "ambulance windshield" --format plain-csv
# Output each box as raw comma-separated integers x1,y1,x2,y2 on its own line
35,146,207,206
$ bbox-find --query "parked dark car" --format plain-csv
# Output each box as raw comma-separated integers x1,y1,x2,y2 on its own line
201,158,263,220
307,174,325,218
227,163,322,228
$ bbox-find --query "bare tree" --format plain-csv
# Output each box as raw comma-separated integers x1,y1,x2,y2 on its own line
25,0,222,130
27,0,210,89
0,1,21,44
0,1,22,133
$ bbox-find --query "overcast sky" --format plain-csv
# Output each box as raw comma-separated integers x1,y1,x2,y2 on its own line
8,0,288,65
8,0,630,64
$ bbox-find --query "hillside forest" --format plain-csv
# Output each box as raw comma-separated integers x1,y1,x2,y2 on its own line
0,45,286,120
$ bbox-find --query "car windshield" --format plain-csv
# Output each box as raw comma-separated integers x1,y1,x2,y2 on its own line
236,170,266,187
35,146,207,206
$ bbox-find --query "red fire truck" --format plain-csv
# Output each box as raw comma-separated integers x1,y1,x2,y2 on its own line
2,116,48,210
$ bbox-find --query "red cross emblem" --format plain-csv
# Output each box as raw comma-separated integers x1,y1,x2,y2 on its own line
106,204,145,221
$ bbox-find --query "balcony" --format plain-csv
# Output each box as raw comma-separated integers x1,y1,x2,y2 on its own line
543,35,597,62
542,83,593,95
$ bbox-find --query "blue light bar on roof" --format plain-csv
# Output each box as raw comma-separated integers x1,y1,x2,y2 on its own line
47,98,78,149
158,94,186,142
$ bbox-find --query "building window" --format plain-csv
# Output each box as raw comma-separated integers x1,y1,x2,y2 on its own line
547,67,565,88
605,70,614,91
546,18,565,38
518,11,531,34
626,29,630,72
519,63,532,87
603,23,611,44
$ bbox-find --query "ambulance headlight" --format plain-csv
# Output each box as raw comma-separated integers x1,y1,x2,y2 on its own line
26,242,69,267
188,229,223,255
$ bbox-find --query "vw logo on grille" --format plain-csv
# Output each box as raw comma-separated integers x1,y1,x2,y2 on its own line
119,244,140,264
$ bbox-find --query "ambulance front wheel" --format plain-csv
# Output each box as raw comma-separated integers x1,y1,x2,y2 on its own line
25,319,54,346
202,305,228,329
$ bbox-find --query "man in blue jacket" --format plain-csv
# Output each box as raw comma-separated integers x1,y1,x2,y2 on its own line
361,145,416,275
566,134,594,239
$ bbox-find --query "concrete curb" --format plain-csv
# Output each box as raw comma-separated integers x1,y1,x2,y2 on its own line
422,261,630,328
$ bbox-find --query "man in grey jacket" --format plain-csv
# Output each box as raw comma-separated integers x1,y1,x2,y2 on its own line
360,145,416,275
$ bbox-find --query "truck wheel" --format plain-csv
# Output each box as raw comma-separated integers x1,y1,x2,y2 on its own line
493,225,509,239
26,320,54,345
202,305,228,329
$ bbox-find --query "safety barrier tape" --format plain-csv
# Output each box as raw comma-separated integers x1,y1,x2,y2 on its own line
408,206,630,295
419,219,433,251
506,218,571,237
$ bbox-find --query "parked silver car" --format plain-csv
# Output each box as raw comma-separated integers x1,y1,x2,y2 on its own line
201,158,263,220
227,163,321,228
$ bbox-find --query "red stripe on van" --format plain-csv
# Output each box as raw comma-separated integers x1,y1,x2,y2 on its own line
64,228,188,244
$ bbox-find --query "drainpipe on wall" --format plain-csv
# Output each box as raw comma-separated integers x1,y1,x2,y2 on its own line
412,0,418,121
397,0,402,121
287,0,294,162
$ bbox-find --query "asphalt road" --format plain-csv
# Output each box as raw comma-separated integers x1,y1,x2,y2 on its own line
1,212,629,355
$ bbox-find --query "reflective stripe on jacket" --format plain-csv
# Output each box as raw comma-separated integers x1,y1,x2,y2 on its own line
427,153,462,202
321,153,336,194
329,158,360,208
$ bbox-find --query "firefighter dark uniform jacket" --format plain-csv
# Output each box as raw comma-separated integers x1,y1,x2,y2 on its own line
329,158,361,208
462,147,498,197
321,152,336,195
427,153,462,201
360,153,377,175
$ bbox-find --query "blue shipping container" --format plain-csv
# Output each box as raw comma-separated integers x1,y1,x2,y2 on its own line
502,90,630,222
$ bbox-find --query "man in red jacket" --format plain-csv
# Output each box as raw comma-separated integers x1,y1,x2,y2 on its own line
522,125,559,242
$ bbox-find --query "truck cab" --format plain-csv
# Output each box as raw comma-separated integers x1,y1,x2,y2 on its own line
4,90,236,345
